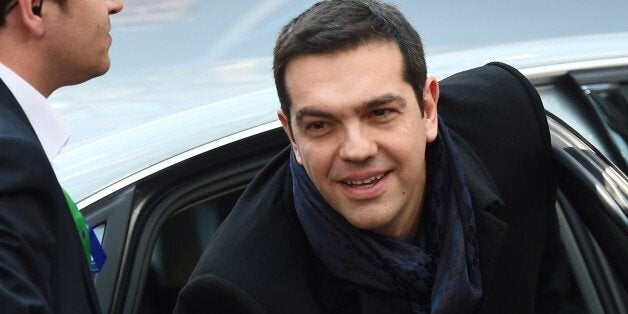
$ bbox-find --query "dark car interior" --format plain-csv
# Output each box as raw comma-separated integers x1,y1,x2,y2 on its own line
123,128,289,314
554,146,628,313
140,190,241,313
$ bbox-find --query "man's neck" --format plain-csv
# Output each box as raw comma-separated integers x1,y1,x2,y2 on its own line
0,61,71,161
0,41,57,97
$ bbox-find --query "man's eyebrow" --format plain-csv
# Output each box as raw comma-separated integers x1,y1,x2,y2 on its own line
294,93,406,125
295,107,335,125
359,93,407,112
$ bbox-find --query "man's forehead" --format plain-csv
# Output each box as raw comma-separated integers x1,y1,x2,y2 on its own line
286,42,406,104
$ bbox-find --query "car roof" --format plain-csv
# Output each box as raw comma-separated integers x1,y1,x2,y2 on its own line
50,1,628,205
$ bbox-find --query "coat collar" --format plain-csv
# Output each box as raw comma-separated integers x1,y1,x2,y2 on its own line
0,78,31,128
0,66,70,162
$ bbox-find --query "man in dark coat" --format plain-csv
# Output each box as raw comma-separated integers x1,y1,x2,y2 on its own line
175,1,576,313
0,0,122,312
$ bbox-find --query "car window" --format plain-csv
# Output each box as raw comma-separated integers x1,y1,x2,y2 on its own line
106,128,289,314
556,190,628,313
550,113,628,313
583,83,628,168
82,187,136,314
571,67,628,173
138,189,243,314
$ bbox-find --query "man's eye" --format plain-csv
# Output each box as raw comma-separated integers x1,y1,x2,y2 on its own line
307,121,327,130
373,109,388,116
303,121,331,137
371,108,393,118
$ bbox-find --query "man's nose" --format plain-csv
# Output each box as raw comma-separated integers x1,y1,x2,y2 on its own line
338,125,377,163
108,0,124,14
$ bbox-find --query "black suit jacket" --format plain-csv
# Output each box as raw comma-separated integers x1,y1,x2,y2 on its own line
0,79,101,313
174,63,576,313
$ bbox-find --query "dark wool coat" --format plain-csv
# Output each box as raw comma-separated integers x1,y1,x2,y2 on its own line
174,63,576,314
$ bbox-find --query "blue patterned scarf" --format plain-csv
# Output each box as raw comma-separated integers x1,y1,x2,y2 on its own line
290,117,482,313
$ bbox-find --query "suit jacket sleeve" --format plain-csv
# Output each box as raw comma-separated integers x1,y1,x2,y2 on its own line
0,136,59,313
174,273,267,314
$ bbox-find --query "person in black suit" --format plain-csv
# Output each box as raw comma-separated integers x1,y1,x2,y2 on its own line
0,0,122,312
175,1,578,313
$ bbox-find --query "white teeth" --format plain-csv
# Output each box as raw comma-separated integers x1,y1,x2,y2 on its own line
345,173,384,186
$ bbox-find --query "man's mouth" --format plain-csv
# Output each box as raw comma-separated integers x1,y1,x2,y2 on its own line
343,173,386,189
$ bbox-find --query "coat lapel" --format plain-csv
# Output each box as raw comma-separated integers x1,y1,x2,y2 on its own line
451,128,509,292
475,206,508,290
0,79,35,133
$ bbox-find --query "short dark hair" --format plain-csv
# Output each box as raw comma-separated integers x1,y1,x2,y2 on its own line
0,0,16,26
273,0,427,123
1,0,67,27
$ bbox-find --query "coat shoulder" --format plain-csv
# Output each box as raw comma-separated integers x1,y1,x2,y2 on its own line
183,147,324,312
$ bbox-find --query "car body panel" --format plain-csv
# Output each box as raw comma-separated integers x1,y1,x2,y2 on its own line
50,0,628,206
54,33,628,210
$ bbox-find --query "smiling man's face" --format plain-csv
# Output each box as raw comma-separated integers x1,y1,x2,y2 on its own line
278,40,439,239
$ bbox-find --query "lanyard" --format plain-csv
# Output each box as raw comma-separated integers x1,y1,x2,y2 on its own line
62,189,106,272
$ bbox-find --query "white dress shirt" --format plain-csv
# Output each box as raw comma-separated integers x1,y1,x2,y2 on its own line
0,62,70,162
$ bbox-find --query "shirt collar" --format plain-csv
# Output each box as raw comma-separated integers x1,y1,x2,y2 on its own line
0,62,70,162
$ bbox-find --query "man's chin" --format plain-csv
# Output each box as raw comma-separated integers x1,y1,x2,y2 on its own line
94,60,112,77
66,63,111,86
343,213,393,235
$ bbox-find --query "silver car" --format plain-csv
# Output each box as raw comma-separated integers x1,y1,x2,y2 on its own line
50,1,627,313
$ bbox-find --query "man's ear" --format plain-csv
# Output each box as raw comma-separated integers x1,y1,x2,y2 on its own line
16,0,45,37
277,109,303,165
422,76,439,143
